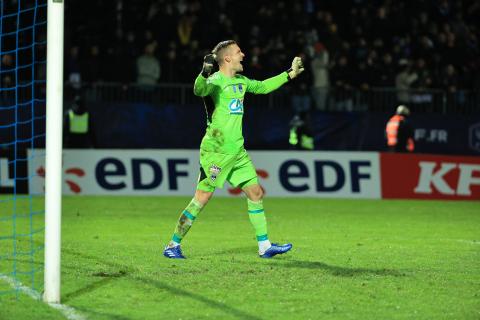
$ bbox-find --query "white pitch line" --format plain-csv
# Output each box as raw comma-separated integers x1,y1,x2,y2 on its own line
0,275,87,320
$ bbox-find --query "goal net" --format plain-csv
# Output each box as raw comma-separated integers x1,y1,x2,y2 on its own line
0,0,48,298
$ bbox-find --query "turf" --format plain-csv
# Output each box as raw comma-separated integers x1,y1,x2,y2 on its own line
1,196,479,319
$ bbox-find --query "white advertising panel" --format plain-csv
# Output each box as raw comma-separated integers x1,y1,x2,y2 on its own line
28,150,200,195
28,150,381,198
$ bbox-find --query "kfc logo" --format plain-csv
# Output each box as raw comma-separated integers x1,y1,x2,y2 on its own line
381,153,480,200
414,161,480,196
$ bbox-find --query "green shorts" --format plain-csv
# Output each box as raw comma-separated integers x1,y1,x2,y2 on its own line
197,149,258,192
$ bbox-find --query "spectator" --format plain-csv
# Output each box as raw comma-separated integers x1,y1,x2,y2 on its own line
352,60,374,111
61,0,480,109
410,58,434,110
163,42,179,82
247,46,265,79
375,53,396,87
177,14,196,46
441,64,459,93
1,54,15,103
331,55,353,111
136,43,161,85
310,42,329,111
65,45,82,90
83,45,103,83
120,31,141,83
395,59,418,105
441,64,462,109
290,53,313,116
1,54,14,88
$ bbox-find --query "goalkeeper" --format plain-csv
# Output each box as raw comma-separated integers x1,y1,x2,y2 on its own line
164,40,304,259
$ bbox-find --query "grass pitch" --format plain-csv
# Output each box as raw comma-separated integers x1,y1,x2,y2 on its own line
1,196,479,319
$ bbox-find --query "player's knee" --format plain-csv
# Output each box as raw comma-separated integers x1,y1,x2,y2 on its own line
246,184,263,201
254,188,264,201
195,189,213,205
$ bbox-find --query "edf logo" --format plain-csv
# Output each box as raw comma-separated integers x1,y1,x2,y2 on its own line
95,158,189,190
277,159,379,197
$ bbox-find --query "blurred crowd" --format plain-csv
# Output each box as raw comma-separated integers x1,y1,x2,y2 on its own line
61,0,480,91
2,0,480,109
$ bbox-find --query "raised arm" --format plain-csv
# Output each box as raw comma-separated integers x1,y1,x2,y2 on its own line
246,72,289,94
247,57,305,94
194,74,215,97
193,54,217,97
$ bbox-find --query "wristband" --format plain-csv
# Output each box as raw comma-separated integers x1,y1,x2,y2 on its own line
286,68,293,81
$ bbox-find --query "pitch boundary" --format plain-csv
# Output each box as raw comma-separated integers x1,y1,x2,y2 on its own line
0,274,86,320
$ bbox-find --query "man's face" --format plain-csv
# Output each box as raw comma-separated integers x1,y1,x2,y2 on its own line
225,44,245,72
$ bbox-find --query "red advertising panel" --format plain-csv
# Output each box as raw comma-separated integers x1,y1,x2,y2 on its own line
380,153,480,200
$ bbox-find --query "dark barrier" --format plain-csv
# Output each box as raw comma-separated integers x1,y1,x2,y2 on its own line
88,102,480,155
0,148,28,194
0,99,46,151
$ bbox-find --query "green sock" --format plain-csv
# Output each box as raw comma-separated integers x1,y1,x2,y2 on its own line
171,198,204,244
247,199,268,241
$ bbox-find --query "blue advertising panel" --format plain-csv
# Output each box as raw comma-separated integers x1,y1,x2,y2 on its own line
89,103,480,155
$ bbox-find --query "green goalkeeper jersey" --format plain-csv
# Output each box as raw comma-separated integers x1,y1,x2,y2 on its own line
194,71,289,154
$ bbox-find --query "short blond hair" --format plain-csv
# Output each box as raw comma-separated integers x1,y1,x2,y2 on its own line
212,40,237,65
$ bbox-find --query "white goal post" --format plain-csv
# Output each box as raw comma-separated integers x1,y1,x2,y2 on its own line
44,0,64,303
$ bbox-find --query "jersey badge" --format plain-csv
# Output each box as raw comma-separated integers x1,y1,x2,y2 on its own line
209,164,222,181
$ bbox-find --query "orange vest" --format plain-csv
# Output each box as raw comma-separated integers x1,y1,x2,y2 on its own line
386,114,403,146
386,114,414,151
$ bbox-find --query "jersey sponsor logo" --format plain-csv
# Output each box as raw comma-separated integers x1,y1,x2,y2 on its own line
228,98,244,114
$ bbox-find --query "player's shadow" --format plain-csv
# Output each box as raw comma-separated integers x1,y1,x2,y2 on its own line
62,248,264,320
135,276,264,320
59,247,133,303
211,249,404,278
62,270,128,303
199,246,254,256
268,259,405,277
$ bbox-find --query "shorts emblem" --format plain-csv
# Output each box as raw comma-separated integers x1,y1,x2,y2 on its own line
209,164,222,181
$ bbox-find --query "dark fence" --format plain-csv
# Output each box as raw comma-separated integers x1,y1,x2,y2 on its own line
80,83,480,115
2,82,479,155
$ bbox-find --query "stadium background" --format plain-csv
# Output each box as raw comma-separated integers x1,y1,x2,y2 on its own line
2,0,480,154
1,1,480,319
62,0,480,154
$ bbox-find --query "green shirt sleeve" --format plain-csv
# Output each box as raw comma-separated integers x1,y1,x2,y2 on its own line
193,74,215,97
246,71,289,94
